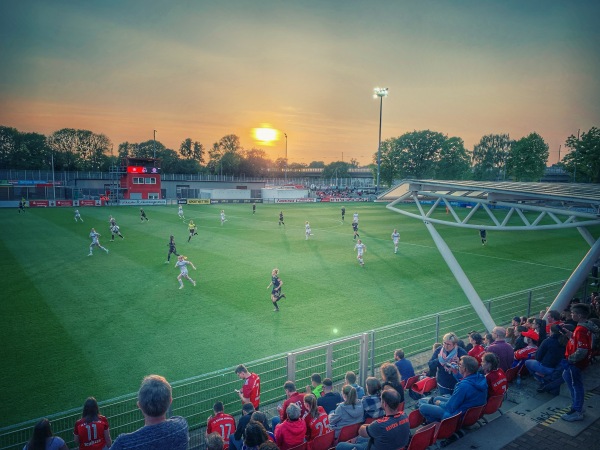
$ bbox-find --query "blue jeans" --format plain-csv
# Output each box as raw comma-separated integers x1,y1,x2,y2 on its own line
562,363,584,412
525,360,557,383
419,403,446,423
337,437,369,450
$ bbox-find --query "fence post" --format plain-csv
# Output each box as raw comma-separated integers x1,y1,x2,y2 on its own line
359,333,369,387
326,345,334,379
527,290,532,317
287,353,296,382
369,330,375,377
435,314,440,343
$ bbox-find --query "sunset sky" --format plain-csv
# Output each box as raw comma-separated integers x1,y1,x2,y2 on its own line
1,1,599,166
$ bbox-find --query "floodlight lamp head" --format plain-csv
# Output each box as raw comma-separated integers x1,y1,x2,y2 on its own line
373,87,389,98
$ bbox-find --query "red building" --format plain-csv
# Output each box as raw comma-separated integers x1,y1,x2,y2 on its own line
118,157,162,200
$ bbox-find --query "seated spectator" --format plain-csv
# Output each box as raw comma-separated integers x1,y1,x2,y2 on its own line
303,394,330,441
344,371,365,399
521,316,528,326
481,352,507,398
379,362,405,403
545,310,563,333
230,403,255,450
111,375,188,450
207,401,237,450
513,326,528,351
533,319,547,346
483,333,494,349
428,332,467,395
506,327,516,347
513,333,538,371
317,378,342,414
306,373,323,398
274,404,306,450
563,309,578,328
487,327,515,371
336,390,410,450
525,325,567,391
393,349,415,381
418,356,487,423
361,377,384,420
328,385,364,438
245,422,271,450
511,316,521,328
250,412,275,442
206,432,225,450
272,381,306,429
24,418,68,450
464,331,477,352
468,332,486,366
74,397,112,450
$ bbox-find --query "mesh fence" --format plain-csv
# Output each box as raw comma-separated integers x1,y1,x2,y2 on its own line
1,280,573,450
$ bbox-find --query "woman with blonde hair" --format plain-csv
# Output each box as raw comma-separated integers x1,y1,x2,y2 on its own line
328,385,363,438
427,332,467,395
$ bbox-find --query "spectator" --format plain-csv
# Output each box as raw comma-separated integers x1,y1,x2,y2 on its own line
336,390,410,450
235,365,261,410
379,362,405,403
512,316,521,328
393,349,415,381
561,304,598,422
250,412,275,441
563,309,578,328
513,326,528,351
111,375,188,450
317,378,342,414
206,401,236,450
505,327,516,347
303,394,330,441
533,319,547,346
229,403,255,450
273,381,306,429
306,373,323,398
206,432,224,450
481,353,507,398
418,356,487,423
427,343,442,377
344,371,365,399
483,333,494,349
328,385,364,438
513,333,538,372
258,443,278,450
244,422,270,450
525,325,567,392
73,397,112,450
487,327,515,371
361,377,384,420
24,418,68,450
545,310,563,333
428,332,467,395
274,404,306,450
467,333,486,366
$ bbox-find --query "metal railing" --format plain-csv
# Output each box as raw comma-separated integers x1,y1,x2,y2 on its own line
0,280,572,450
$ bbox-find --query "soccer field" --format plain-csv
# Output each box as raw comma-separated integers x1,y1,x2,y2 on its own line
0,202,594,425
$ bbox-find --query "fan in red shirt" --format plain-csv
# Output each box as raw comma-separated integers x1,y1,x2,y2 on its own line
482,353,508,398
278,381,308,422
235,364,261,409
73,397,112,450
468,333,486,366
303,394,331,441
206,401,236,450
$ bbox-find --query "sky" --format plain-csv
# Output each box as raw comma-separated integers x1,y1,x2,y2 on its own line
1,0,599,166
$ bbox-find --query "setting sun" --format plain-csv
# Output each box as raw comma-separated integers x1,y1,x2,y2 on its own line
253,127,278,143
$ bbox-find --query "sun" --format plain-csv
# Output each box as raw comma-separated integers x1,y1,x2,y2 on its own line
252,127,278,144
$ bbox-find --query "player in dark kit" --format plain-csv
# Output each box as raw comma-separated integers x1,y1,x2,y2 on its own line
166,235,179,263
352,221,360,240
278,211,285,226
341,206,346,222
253,202,256,214
140,208,149,222
479,229,487,245
267,268,286,311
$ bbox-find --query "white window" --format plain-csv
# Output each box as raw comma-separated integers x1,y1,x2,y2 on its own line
148,193,160,200
133,177,144,184
145,178,157,184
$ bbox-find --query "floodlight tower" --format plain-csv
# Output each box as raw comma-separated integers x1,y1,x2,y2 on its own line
284,132,288,183
373,87,388,194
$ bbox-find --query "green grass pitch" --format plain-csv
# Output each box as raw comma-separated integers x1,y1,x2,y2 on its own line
0,202,595,425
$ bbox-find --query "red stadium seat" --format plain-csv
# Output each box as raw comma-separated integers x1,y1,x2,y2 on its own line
433,412,462,443
408,409,426,429
307,431,334,450
411,377,437,397
478,394,504,425
334,422,362,445
402,375,420,390
287,443,307,450
405,422,437,450
459,404,486,429
505,366,519,383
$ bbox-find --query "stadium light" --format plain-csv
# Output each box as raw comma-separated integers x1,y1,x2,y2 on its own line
373,87,388,193
284,133,288,183
153,130,157,159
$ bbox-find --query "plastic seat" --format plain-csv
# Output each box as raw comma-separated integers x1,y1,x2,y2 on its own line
405,422,437,450
287,442,307,450
411,377,437,396
307,432,334,450
505,366,519,383
334,422,362,445
433,412,462,443
478,394,504,425
408,409,426,429
459,404,485,429
363,417,375,425
402,375,421,390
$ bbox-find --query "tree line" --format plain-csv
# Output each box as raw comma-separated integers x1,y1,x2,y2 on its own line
0,125,598,183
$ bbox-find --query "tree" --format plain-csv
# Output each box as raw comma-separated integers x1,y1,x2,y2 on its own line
377,138,403,186
179,138,205,165
349,158,360,168
562,127,600,183
208,134,243,175
240,148,272,177
0,126,26,169
436,137,472,180
472,134,512,181
506,132,549,181
323,161,350,181
308,161,325,168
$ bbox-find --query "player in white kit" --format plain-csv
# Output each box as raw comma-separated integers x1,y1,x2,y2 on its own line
175,255,196,289
354,239,366,267
391,229,400,254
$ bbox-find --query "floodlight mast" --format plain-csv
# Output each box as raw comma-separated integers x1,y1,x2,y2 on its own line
374,87,388,194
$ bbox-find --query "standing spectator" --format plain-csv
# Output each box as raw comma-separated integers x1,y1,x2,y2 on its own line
73,397,112,450
206,401,236,450
487,327,515,371
328,385,363,438
379,363,405,403
525,325,567,391
428,332,467,395
274,404,306,450
562,304,598,422
111,375,188,450
481,353,507,398
336,389,409,450
206,432,224,450
229,403,255,450
393,349,415,381
468,333,486,366
344,371,365,399
317,378,342,414
306,373,323,398
361,377,384,420
24,418,68,450
273,381,306,429
235,365,261,410
303,394,330,441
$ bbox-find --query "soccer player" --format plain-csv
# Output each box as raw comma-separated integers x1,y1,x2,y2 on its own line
352,221,360,240
188,220,198,242
73,397,112,450
110,224,124,241
74,209,83,222
341,206,346,222
355,239,366,267
140,208,149,222
166,235,179,263
109,215,116,229
175,255,196,289
18,201,25,213
252,202,256,214
353,212,359,224
206,402,236,450
305,221,314,240
267,268,286,311
391,229,400,254
278,211,285,226
88,228,109,256
178,205,185,220
479,229,487,245
220,209,227,225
